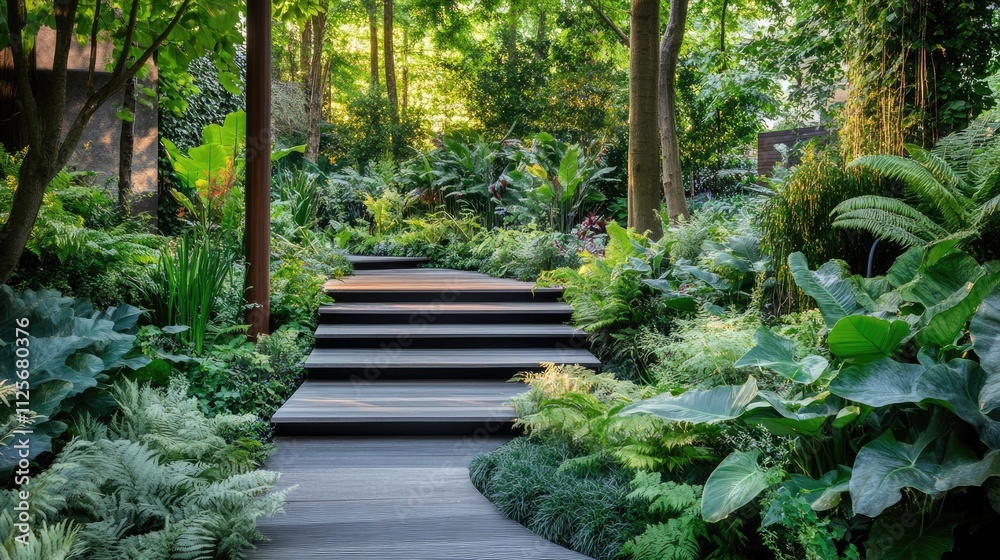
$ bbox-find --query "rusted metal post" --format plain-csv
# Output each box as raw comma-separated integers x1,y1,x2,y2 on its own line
246,0,272,338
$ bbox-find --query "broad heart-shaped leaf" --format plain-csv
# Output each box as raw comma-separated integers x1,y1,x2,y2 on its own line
867,514,958,560
828,316,910,364
887,246,925,289
916,272,1000,348
830,358,926,407
679,264,732,291
557,146,580,189
735,327,828,384
763,466,853,526
915,358,1000,449
620,377,758,424
203,109,247,150
744,392,840,437
899,251,984,307
702,450,771,522
788,253,864,327
849,431,941,517
970,287,1000,377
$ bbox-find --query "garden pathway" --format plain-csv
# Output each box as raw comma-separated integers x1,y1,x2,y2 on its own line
247,256,596,559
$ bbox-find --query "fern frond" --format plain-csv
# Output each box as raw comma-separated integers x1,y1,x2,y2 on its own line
848,154,968,227
832,216,930,248
903,143,972,196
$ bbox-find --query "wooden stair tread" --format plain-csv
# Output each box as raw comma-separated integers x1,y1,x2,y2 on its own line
272,380,522,423
305,347,600,368
314,323,583,338
319,301,572,313
325,269,562,299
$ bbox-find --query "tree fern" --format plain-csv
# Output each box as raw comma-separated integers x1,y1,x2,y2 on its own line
836,137,1000,249
847,148,969,227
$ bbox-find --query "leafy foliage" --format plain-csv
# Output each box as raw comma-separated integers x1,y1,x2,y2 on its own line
0,380,285,560
0,287,148,472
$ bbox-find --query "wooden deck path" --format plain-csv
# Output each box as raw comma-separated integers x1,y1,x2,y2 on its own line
250,257,596,559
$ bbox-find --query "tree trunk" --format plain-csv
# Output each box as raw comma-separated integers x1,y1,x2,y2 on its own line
298,20,311,82
118,76,137,212
658,0,690,224
305,13,328,163
384,0,398,121
535,11,547,59
368,4,381,90
0,0,192,285
626,0,663,240
402,27,409,111
583,0,628,47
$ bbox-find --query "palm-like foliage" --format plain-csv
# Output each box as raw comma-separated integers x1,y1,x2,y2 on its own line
833,138,1000,247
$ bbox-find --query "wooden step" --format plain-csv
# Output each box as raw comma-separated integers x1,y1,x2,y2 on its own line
271,380,523,436
318,302,574,324
305,347,601,380
313,323,586,349
346,255,430,270
326,269,562,303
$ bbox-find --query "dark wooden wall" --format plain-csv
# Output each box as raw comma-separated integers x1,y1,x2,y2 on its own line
757,126,829,176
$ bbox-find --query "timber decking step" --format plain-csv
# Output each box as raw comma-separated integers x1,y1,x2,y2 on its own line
318,301,574,324
305,347,600,380
313,323,586,348
271,380,522,436
346,255,430,270
326,269,562,303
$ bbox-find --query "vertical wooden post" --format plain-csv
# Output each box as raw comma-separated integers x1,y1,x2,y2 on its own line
246,0,272,338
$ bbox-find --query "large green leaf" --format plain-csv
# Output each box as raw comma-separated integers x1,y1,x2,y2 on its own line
788,253,864,327
702,450,772,522
849,431,941,517
744,392,840,437
829,316,910,364
915,359,1000,449
620,377,758,424
916,272,1000,348
887,247,925,288
970,288,1000,377
763,466,853,527
830,358,926,407
867,515,958,560
899,251,984,307
734,327,828,384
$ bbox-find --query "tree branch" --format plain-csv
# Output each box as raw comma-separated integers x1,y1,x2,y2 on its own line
111,0,141,78
86,0,103,95
5,0,42,147
58,0,193,168
583,0,628,47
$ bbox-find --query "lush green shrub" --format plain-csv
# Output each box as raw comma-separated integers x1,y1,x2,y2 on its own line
1,147,161,307
0,287,148,472
757,141,881,314
469,438,644,560
324,87,426,168
0,380,285,560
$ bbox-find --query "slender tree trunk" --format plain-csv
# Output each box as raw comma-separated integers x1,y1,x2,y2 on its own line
383,0,398,121
305,13,328,162
535,11,547,59
627,0,663,240
582,0,628,47
0,0,192,284
299,20,311,82
118,76,137,212
658,0,690,224
368,4,381,90
402,27,409,111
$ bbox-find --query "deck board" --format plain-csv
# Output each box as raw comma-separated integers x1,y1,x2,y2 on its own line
247,437,590,560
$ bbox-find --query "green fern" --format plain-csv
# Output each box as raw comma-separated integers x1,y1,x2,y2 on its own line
0,380,287,560
835,140,1000,248
619,473,707,560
